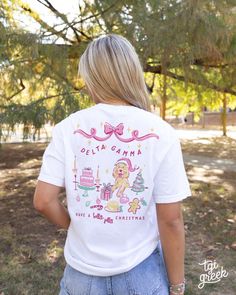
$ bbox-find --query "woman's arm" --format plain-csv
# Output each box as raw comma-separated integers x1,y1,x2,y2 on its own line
156,202,185,295
33,180,70,230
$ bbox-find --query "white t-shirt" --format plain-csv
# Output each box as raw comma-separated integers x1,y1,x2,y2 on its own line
37,102,192,276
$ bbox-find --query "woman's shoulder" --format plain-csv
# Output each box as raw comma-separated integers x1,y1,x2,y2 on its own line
140,110,177,135
53,106,95,129
52,106,177,143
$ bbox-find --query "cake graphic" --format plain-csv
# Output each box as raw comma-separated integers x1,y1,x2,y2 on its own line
80,167,95,187
105,200,121,212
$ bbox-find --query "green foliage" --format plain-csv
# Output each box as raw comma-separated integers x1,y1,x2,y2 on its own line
1,0,236,141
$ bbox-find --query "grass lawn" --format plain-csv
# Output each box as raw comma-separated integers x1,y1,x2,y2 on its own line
0,138,235,295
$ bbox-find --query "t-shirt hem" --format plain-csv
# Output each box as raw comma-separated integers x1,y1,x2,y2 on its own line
153,191,192,203
37,174,65,187
63,240,160,277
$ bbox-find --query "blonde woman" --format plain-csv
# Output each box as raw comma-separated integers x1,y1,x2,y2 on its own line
34,34,191,295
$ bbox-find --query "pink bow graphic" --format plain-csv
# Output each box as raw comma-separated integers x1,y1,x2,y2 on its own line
104,122,124,135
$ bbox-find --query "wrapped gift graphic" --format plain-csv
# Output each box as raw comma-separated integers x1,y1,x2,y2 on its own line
100,183,112,201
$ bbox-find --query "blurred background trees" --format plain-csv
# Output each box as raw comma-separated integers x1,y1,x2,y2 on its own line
1,0,236,140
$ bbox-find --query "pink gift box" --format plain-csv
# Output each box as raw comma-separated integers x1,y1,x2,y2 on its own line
100,183,112,201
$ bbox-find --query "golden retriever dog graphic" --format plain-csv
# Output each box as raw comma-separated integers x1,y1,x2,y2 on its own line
112,158,139,197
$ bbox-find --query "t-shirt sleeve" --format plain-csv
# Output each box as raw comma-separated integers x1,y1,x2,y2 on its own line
37,123,65,187
152,131,192,203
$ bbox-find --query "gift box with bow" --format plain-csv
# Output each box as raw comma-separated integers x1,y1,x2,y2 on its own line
100,183,112,201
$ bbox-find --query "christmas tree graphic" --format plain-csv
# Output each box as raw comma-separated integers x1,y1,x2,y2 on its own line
131,170,147,194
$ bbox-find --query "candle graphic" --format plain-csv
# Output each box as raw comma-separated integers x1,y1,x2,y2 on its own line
72,155,78,190
95,165,101,191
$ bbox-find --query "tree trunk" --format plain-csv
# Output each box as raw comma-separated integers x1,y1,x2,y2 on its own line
222,93,227,136
201,107,205,128
161,74,167,120
191,112,194,126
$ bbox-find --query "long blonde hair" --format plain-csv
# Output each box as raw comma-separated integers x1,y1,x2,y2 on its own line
78,34,151,112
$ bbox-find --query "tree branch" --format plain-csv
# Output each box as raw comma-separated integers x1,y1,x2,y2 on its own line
74,0,119,25
0,91,83,109
19,1,76,44
144,64,236,96
1,79,26,100
44,62,82,91
36,0,85,42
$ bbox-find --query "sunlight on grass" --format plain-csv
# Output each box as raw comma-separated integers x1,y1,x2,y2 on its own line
193,139,212,145
18,158,40,169
188,166,223,181
45,240,64,263
181,137,236,161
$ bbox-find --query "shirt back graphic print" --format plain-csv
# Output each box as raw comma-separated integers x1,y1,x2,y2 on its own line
38,102,192,276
